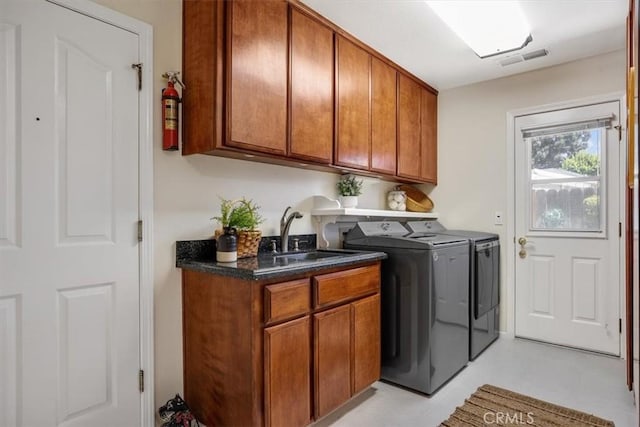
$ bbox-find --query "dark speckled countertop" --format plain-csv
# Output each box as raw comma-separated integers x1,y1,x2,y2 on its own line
176,237,387,280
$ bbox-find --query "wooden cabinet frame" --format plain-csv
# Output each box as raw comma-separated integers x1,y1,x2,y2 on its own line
181,261,381,427
183,0,438,184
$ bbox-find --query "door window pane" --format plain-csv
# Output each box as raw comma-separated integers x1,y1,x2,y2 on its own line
527,129,604,232
530,129,601,177
531,181,600,230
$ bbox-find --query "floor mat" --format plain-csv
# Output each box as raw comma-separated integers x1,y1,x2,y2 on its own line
440,384,615,426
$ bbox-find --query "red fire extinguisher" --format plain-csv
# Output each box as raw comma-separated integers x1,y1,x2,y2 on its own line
161,71,185,151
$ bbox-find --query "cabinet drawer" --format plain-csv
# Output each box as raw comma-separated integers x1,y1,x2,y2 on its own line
265,279,311,325
313,265,380,308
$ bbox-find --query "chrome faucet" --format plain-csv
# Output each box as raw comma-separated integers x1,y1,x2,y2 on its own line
280,207,303,253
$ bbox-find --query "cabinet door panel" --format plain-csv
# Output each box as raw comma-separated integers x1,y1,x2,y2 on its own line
314,305,351,418
265,317,311,427
352,294,381,395
228,0,287,154
397,74,422,179
335,36,370,169
371,58,396,174
290,9,334,163
421,89,437,183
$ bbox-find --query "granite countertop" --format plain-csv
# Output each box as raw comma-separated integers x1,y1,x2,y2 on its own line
176,237,387,280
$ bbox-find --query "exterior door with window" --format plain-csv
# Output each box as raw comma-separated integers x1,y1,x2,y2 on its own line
514,101,621,355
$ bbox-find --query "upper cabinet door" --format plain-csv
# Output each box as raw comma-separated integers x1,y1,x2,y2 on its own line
371,57,397,174
397,74,422,179
420,89,437,183
227,0,288,155
290,9,334,163
335,36,370,170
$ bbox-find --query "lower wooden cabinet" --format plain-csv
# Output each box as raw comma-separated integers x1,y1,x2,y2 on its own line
352,294,381,395
314,305,352,418
181,262,381,427
313,294,381,418
264,317,312,427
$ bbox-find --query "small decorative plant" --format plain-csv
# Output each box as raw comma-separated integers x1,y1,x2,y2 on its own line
212,197,264,259
211,197,264,231
337,175,363,197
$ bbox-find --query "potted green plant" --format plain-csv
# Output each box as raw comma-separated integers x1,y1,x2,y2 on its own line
212,197,264,258
336,175,363,208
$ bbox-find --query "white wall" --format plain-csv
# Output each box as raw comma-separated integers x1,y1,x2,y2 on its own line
431,49,627,332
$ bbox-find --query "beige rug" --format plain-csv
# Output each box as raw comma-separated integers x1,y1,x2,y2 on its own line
441,384,615,426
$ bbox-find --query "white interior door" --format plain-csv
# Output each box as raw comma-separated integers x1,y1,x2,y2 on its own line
0,1,141,425
514,101,621,355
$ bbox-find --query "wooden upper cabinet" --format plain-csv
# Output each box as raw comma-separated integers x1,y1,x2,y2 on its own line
335,36,371,170
183,1,438,184
371,57,397,175
421,88,437,183
290,9,334,163
397,74,422,179
182,0,224,154
227,0,288,155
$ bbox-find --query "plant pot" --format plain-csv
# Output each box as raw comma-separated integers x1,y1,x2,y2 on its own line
237,230,262,258
339,195,358,208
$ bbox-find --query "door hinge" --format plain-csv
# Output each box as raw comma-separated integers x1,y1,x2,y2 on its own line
139,369,144,392
619,318,622,334
137,220,143,242
131,63,142,91
619,222,622,238
614,125,622,142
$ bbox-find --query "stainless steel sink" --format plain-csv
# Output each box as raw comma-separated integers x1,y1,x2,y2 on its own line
256,249,365,270
273,250,346,262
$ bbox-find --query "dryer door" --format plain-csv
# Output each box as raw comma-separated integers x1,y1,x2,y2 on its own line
475,240,500,319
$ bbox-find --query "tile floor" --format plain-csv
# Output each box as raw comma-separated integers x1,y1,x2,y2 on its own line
313,337,638,427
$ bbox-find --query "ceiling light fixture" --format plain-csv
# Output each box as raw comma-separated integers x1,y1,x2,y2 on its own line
426,0,532,58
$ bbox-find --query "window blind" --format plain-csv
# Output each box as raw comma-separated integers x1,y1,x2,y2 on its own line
521,115,614,139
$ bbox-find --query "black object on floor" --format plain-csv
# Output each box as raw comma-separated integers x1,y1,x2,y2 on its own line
158,394,200,427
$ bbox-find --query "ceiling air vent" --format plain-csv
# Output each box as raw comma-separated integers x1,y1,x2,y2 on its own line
499,55,524,66
499,49,549,67
522,49,549,61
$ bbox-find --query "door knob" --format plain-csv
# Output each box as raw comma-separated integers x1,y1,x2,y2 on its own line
518,237,527,259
